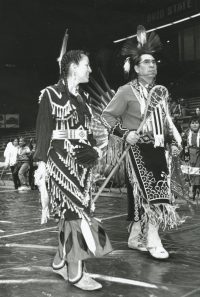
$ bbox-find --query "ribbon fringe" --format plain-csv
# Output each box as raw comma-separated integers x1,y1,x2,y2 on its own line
142,203,185,230
47,157,85,203
49,178,91,222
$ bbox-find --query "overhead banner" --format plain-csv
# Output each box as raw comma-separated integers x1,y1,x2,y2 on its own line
145,0,200,27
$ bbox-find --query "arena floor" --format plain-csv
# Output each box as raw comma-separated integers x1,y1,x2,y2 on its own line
0,185,199,297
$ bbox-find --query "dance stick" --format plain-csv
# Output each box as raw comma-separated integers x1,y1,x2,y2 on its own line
93,85,168,203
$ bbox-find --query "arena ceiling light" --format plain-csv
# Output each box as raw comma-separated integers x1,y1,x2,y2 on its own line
113,12,200,43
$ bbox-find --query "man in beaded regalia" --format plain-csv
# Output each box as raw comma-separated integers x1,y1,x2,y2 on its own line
101,26,185,260
34,30,112,291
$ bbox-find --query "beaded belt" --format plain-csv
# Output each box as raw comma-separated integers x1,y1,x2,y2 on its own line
52,129,88,140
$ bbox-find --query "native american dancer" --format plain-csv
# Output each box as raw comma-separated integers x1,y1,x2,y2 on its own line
102,25,184,260
34,34,112,290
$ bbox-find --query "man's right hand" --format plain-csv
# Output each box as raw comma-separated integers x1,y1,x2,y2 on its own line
126,131,140,145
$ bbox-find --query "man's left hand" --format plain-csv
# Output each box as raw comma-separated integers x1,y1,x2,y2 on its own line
171,145,181,157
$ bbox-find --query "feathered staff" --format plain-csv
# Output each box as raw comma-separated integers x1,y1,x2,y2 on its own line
57,28,69,73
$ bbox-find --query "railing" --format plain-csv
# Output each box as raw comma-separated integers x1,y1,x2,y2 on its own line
185,96,200,112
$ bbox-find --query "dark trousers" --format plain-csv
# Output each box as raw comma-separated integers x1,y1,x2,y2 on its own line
29,164,38,189
10,166,20,189
13,162,30,186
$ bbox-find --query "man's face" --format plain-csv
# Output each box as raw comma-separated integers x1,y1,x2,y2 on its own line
134,54,157,80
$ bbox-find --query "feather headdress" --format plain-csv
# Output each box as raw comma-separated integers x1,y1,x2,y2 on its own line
57,28,69,73
121,25,162,73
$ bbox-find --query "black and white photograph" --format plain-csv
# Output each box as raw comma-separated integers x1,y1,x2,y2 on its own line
0,1,200,296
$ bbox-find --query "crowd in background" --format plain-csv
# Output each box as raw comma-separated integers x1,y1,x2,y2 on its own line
3,137,37,191
180,116,200,201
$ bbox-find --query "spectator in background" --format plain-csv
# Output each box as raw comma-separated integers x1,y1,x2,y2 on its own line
181,116,200,201
169,98,181,118
13,137,31,191
195,107,200,119
29,141,38,190
179,98,189,117
4,138,20,189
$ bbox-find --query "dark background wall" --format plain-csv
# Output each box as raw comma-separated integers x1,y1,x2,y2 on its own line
0,0,200,127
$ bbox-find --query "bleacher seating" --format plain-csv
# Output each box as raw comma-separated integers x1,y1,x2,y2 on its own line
178,96,200,130
186,96,200,115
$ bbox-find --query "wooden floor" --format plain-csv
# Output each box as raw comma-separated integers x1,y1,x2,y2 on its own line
0,185,200,297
